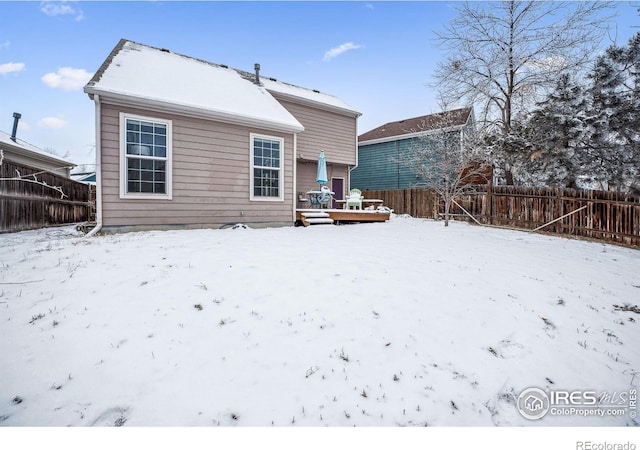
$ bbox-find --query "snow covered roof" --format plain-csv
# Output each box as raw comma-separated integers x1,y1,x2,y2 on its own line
86,40,358,133
259,77,360,117
71,172,96,184
0,130,76,168
85,40,303,133
358,107,473,145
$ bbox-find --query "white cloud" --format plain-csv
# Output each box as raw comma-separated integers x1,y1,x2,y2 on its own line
41,67,93,90
18,121,32,132
0,41,10,50
38,117,68,129
323,42,364,62
40,1,85,21
365,3,374,9
0,62,25,75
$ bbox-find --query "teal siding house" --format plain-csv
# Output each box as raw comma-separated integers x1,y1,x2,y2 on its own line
351,108,473,191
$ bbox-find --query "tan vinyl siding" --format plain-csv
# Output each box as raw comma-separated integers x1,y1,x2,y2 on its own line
273,96,357,166
296,160,349,195
100,102,294,227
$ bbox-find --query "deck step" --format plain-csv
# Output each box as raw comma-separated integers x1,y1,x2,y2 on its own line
301,211,334,226
301,211,330,218
304,218,334,225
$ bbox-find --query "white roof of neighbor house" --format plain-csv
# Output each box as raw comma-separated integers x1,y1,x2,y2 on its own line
260,77,360,117
0,130,76,168
85,40,306,133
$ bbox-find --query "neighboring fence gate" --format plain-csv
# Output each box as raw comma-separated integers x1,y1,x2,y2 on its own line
363,185,640,247
0,160,92,233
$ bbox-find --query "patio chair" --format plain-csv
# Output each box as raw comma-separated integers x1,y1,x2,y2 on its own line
318,185,332,208
345,188,363,210
298,192,310,208
308,194,320,208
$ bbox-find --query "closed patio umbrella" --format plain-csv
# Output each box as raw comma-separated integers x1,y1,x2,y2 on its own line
316,150,328,187
315,151,331,208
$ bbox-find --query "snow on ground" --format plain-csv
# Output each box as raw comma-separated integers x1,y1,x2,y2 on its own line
0,216,638,427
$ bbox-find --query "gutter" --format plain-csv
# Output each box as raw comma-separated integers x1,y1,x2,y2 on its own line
0,137,76,169
84,88,304,135
86,94,102,237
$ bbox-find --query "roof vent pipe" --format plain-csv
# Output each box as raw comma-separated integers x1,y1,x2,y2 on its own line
254,63,261,85
11,112,21,142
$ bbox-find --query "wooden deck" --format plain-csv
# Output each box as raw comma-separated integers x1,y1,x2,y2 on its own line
296,208,391,227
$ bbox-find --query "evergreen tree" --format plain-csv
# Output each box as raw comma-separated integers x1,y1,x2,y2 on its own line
525,73,590,188
587,33,640,192
482,120,535,186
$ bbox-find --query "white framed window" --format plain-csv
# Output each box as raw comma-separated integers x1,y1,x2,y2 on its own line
119,113,172,200
250,133,284,201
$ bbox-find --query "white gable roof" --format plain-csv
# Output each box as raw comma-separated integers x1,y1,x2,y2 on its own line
0,130,75,168
260,77,360,117
85,40,304,133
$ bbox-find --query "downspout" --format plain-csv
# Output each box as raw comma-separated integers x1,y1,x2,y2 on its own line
347,118,359,189
292,133,298,222
86,94,103,237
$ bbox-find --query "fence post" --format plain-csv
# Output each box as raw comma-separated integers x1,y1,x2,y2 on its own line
432,189,438,219
555,188,562,233
487,178,493,225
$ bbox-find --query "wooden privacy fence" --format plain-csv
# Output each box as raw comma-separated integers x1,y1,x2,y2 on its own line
363,186,640,247
362,188,439,219
1,160,92,233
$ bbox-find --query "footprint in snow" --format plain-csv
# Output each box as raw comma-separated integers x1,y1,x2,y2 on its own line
489,340,528,359
90,406,130,427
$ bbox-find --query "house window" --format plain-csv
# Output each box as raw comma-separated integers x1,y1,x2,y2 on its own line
250,134,284,201
119,113,172,199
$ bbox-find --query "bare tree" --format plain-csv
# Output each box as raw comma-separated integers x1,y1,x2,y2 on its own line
401,109,490,226
0,150,68,199
433,0,613,185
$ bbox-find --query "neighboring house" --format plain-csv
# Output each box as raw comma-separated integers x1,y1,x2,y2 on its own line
351,107,474,191
71,172,96,184
0,129,75,178
0,122,88,233
84,39,360,231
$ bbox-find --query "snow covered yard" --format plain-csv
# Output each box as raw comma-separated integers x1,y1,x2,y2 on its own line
0,216,638,427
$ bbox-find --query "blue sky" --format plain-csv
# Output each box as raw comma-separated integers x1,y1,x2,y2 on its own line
0,1,638,168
